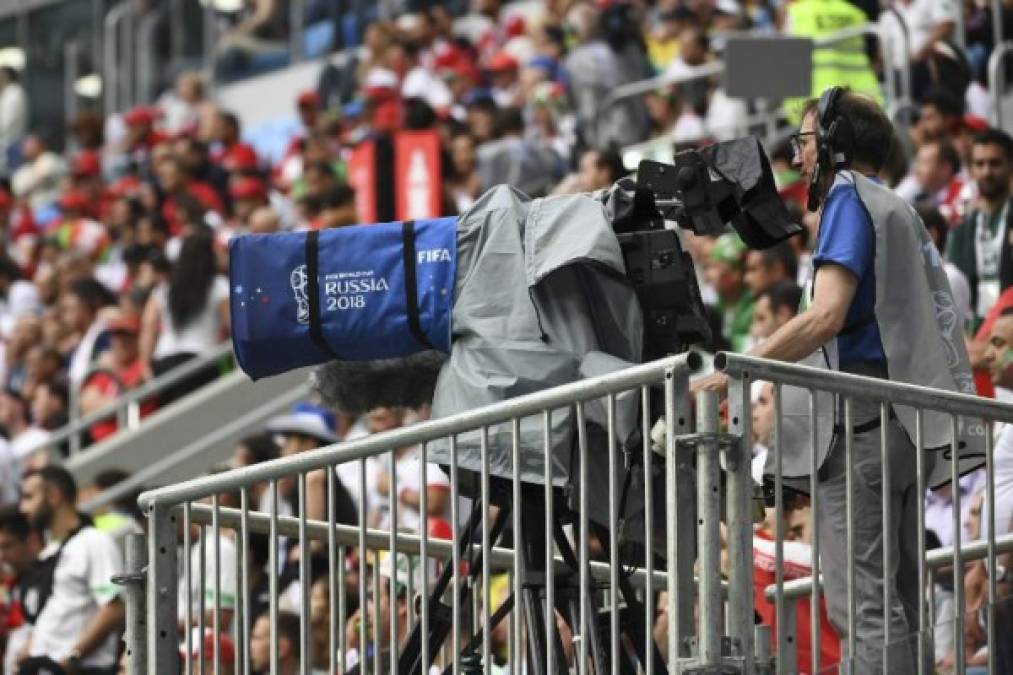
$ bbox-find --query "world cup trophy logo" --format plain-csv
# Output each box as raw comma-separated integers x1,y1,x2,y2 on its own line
290,264,310,325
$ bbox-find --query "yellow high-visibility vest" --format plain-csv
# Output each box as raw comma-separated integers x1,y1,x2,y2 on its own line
784,0,883,121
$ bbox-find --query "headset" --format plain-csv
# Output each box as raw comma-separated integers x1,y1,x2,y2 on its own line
807,85,855,212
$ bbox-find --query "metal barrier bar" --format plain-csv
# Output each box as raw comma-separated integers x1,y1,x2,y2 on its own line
136,10,163,107
169,0,184,73
725,350,1013,675
765,531,1013,601
985,421,997,675
994,0,1005,54
641,385,654,675
134,345,1013,675
115,533,147,674
65,341,233,454
146,504,179,674
139,354,700,509
239,488,251,675
80,377,310,514
883,5,913,116
203,1,215,87
63,39,80,127
726,374,755,674
914,409,926,675
289,0,304,64
844,397,856,675
954,0,966,49
102,1,132,115
808,389,821,675
695,391,722,666
183,502,192,675
212,494,222,675
950,414,965,671
988,41,1013,129
716,353,1013,423
772,383,786,674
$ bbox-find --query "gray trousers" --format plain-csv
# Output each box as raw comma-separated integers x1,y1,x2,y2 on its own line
816,393,932,675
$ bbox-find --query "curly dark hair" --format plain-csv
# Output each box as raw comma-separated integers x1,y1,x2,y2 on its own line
167,231,217,330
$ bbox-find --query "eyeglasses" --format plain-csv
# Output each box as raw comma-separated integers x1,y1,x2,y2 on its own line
790,131,817,156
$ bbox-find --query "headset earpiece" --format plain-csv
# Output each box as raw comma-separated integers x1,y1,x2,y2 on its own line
807,86,852,211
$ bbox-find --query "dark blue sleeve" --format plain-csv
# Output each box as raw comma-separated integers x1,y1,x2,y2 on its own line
811,184,874,280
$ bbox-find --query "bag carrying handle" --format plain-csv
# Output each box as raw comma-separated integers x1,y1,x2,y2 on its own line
401,220,436,351
304,230,344,360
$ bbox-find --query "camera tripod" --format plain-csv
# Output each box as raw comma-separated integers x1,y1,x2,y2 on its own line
389,478,668,675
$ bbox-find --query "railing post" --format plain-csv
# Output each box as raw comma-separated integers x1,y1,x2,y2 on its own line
63,40,80,128
103,3,133,121
203,1,217,93
727,374,756,673
147,504,180,675
754,625,772,675
665,364,696,669
994,0,1005,54
781,601,798,675
988,42,1013,128
695,391,724,667
114,533,148,675
127,401,141,430
137,11,164,106
290,0,304,64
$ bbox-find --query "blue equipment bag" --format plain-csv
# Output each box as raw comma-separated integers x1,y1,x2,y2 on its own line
229,217,457,380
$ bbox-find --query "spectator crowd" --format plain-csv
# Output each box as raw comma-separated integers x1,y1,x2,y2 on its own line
0,0,1009,673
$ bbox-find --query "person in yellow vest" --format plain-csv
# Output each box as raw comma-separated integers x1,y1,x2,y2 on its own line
783,0,882,121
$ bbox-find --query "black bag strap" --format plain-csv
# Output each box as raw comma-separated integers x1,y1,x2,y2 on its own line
401,221,436,350
304,230,343,360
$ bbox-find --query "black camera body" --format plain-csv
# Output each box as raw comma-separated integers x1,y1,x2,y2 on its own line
608,138,803,359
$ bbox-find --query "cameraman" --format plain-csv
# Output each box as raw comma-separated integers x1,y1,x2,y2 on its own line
695,89,977,673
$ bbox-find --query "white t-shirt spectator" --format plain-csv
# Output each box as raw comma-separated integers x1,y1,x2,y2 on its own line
944,262,972,331
0,81,27,163
178,533,238,622
981,423,1013,539
925,468,985,548
0,280,40,339
153,276,230,359
11,151,66,212
880,0,958,67
68,317,109,386
10,426,50,461
29,527,123,669
378,449,451,533
338,418,382,520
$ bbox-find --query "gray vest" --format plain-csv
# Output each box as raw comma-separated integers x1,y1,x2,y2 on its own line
776,171,985,487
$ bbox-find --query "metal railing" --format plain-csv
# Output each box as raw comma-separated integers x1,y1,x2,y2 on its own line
718,352,1013,675
135,353,759,675
988,41,1013,130
763,532,1013,673
126,347,1013,675
102,0,135,114
610,23,908,161
136,9,165,106
60,341,233,455
80,375,311,514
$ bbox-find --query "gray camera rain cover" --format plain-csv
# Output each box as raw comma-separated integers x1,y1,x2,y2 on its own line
427,185,643,490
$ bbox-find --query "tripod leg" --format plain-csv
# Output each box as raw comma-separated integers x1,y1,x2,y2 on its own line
396,499,511,675
617,575,668,675
549,520,608,675
584,523,669,675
